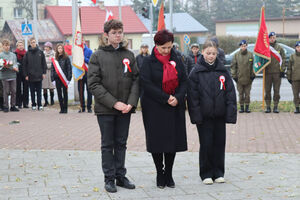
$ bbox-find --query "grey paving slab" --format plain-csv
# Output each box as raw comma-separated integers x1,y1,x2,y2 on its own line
0,150,299,200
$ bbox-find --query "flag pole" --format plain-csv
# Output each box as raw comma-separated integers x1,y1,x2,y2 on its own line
262,69,265,110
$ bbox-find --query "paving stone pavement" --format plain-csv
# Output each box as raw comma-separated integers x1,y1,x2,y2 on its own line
0,150,299,200
1,108,300,199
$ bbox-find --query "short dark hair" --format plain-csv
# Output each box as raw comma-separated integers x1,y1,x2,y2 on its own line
1,39,10,46
29,37,36,42
104,19,123,33
154,29,174,46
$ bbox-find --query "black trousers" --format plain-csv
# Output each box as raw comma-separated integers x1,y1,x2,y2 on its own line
29,81,42,107
196,118,226,180
16,73,29,107
55,79,68,112
78,76,92,110
97,114,131,183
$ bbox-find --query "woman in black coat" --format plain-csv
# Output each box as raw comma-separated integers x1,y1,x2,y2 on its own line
51,43,72,114
140,30,187,189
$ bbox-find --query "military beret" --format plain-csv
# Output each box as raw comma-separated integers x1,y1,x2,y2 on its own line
268,32,276,38
239,40,247,46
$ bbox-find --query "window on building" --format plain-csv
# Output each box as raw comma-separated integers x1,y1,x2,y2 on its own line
0,7,3,18
127,39,132,49
14,8,23,18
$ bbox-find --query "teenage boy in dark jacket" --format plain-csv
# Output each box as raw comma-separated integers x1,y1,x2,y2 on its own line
23,37,47,111
88,19,139,193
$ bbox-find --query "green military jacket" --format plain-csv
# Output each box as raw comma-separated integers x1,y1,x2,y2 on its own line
87,40,139,115
231,49,255,85
266,42,286,74
287,51,300,81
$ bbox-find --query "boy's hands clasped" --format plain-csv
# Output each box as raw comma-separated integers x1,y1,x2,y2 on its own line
113,101,133,113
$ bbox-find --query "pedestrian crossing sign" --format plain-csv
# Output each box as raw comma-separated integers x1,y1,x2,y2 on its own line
21,23,33,36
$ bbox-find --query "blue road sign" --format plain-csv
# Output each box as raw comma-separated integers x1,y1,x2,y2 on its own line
183,34,190,45
22,23,33,36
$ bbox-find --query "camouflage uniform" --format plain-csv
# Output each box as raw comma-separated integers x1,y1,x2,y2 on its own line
265,42,285,110
287,51,300,113
231,49,255,112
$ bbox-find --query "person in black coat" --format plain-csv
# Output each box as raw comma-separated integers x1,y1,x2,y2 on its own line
136,43,149,70
23,37,47,110
211,37,226,66
187,40,237,185
140,30,187,189
15,40,29,108
51,43,72,114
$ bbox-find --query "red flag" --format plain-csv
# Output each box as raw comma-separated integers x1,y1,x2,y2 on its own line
253,6,271,74
91,0,96,4
157,1,165,31
105,9,114,22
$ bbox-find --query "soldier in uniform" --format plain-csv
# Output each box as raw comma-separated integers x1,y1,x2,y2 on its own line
265,32,286,113
231,40,255,113
287,41,300,114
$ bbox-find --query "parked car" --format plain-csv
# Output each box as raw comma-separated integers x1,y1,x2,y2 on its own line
225,43,295,74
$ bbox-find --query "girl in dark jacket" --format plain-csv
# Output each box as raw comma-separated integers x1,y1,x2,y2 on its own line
51,43,72,113
140,30,187,189
187,40,237,185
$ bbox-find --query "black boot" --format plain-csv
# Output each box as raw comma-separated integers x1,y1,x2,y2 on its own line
239,105,244,113
273,106,279,113
0,97,3,111
294,107,300,114
50,90,55,105
165,153,176,188
245,105,251,113
43,91,48,107
265,106,271,113
152,153,165,189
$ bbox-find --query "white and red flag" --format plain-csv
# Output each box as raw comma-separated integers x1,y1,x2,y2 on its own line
105,9,114,22
270,46,283,66
72,12,85,81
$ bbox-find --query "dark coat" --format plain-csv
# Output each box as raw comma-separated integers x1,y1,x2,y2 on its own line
140,48,188,153
51,55,72,82
188,51,201,64
87,42,139,115
136,53,149,70
187,56,237,124
23,46,47,82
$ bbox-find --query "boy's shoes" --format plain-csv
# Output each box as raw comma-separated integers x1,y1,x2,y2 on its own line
88,108,92,113
23,105,29,108
3,107,9,113
104,180,117,193
215,177,226,183
10,106,19,112
32,106,37,110
239,105,244,113
38,106,43,111
116,177,135,189
203,178,213,185
294,107,299,114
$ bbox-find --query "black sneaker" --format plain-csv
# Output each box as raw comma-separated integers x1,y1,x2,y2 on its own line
116,177,135,189
3,107,9,113
23,105,29,109
88,108,92,113
104,180,117,193
273,106,279,113
10,106,19,112
78,108,85,113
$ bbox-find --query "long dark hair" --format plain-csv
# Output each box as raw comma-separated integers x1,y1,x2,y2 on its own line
55,43,68,60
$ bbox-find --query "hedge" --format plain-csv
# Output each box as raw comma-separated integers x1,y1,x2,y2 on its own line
217,36,299,54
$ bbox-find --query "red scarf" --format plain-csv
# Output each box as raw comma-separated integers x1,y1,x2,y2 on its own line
154,47,178,95
15,48,26,60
